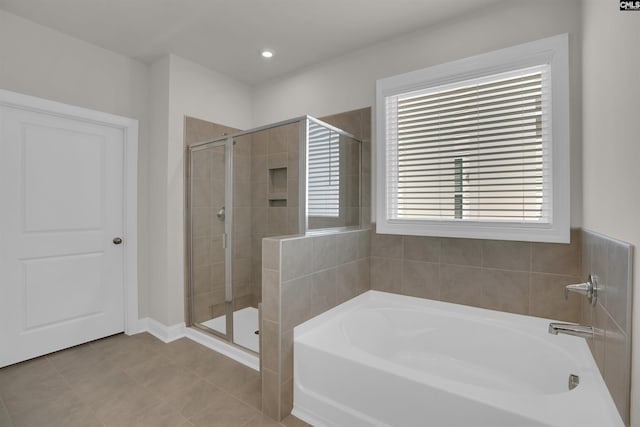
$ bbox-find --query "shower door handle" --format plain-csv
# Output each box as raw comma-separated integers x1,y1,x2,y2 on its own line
216,206,225,221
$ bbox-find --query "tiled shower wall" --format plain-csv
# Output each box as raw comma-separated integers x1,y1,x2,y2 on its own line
370,229,583,322
580,229,633,425
261,229,371,420
249,123,301,306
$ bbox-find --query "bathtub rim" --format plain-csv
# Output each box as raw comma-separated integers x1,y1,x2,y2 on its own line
293,290,624,427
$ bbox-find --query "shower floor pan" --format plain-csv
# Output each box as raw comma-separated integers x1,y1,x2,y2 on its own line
201,307,259,352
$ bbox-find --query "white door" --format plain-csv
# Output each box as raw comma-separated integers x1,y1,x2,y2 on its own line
0,102,126,368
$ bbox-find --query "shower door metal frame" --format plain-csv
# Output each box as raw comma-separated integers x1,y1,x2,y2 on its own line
185,138,234,344
186,115,360,352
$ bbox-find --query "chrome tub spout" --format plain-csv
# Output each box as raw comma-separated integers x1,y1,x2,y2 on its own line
548,323,594,339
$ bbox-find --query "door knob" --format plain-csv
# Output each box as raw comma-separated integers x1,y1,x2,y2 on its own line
113,237,123,245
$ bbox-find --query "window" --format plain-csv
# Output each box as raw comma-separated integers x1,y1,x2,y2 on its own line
307,121,340,217
376,34,569,243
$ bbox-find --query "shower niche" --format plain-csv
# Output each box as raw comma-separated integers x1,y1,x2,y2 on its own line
186,116,362,354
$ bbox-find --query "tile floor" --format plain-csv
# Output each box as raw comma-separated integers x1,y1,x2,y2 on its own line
0,333,311,427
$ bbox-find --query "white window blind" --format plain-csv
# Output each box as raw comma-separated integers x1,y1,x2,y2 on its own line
385,65,551,223
307,122,340,217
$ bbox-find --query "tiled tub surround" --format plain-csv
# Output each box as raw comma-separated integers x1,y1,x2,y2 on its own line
580,229,633,426
261,228,371,420
370,229,583,322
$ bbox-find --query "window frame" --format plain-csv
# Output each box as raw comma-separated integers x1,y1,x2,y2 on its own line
375,34,570,243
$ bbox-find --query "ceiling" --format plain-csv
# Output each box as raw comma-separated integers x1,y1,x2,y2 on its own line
0,0,503,85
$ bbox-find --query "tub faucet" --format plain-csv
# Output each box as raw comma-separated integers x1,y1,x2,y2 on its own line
548,323,594,339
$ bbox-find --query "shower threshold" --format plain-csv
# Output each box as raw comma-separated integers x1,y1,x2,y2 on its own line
201,307,259,353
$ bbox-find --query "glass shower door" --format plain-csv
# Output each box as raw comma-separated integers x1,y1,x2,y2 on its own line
188,141,230,340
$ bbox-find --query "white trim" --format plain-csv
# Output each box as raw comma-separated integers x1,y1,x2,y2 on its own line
142,318,186,343
0,89,141,332
185,327,259,371
375,34,570,243
135,319,259,371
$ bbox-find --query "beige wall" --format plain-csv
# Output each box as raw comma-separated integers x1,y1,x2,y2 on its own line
581,1,640,426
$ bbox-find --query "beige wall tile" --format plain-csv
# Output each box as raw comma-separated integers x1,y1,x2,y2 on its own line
604,315,629,425
281,276,312,331
191,207,214,238
268,153,288,169
403,236,440,262
356,258,370,295
211,262,225,286
280,378,293,420
191,237,212,267
191,178,213,208
336,262,359,304
268,132,288,155
262,239,280,271
591,302,607,377
482,240,531,271
261,320,279,372
287,152,299,180
603,316,630,423
606,239,632,333
252,130,269,156
234,180,252,208
268,207,288,235
280,330,294,386
233,232,251,260
184,116,239,145
370,257,401,293
192,293,213,323
529,273,580,322
262,269,280,322
211,237,224,263
310,269,338,318
335,232,358,264
441,238,482,266
287,208,300,235
281,238,313,281
357,230,371,259
287,181,299,207
400,260,439,300
251,155,268,183
439,264,483,307
190,150,212,181
192,265,212,295
371,233,403,258
312,235,338,271
252,207,268,234
531,230,581,276
261,369,280,421
232,257,252,287
480,269,529,315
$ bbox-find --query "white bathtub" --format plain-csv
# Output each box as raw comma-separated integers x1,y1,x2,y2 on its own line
293,291,623,427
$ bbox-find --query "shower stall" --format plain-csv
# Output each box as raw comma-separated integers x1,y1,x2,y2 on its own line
185,116,361,354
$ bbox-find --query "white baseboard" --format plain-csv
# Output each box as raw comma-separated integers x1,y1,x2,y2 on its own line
126,318,259,371
133,317,186,343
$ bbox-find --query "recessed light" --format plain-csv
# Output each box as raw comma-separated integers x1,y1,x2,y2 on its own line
261,50,274,59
